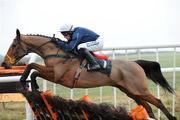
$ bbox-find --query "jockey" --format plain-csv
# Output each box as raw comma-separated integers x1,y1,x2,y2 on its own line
57,24,104,71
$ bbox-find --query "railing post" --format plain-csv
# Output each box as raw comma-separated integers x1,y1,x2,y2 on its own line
112,49,117,107
100,87,102,103
137,49,141,59
85,89,88,95
53,83,56,95
70,89,74,99
156,48,160,120
172,47,176,116
43,80,47,91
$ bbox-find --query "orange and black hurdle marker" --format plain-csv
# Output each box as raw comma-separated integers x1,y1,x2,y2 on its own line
0,65,27,76
0,65,27,93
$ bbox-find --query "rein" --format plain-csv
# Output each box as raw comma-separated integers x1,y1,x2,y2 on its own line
43,54,76,59
20,39,51,55
19,37,78,61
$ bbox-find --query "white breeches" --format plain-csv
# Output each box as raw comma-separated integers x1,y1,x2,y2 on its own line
77,37,103,51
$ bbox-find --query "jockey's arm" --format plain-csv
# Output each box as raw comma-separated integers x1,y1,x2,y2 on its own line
57,39,78,52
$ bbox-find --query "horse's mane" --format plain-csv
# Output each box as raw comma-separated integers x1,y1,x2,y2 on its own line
26,34,61,41
26,34,52,39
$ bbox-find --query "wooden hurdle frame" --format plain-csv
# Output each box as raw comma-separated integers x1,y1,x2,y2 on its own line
0,54,37,120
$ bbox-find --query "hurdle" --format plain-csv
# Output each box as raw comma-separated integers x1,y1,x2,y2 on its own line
0,54,37,120
22,89,154,120
0,66,26,93
22,90,133,120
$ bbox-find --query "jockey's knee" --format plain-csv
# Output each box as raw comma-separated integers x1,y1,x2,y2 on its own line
77,43,87,50
77,37,104,51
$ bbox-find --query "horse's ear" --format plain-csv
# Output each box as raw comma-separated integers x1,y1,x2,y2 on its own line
16,29,20,37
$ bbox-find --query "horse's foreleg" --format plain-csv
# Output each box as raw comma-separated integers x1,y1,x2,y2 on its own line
20,63,35,89
29,64,54,91
20,63,54,88
30,71,54,91
21,63,54,80
30,71,41,91
20,63,34,82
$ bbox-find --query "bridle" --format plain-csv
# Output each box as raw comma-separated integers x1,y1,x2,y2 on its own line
8,37,52,63
19,38,51,56
9,36,77,63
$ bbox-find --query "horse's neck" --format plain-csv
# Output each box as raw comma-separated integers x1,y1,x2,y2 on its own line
24,36,58,57
24,35,81,67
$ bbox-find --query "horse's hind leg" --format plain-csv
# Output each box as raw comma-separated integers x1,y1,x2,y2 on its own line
138,94,176,120
134,99,155,119
117,87,156,119
125,92,155,119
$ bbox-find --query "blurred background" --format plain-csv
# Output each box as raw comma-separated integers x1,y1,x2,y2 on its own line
0,0,179,55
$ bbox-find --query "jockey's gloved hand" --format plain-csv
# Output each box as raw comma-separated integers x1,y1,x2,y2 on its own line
57,40,68,50
51,37,58,44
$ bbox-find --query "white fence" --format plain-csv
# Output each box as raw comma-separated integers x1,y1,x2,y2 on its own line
45,44,180,120
102,45,180,119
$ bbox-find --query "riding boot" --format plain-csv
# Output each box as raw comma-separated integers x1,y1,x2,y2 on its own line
78,48,101,70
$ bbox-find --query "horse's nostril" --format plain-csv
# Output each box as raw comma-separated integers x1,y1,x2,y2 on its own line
1,62,12,69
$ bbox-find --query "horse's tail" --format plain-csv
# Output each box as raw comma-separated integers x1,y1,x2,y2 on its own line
135,60,174,94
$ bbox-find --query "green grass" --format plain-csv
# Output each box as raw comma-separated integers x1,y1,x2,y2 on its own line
0,102,25,120
0,51,180,120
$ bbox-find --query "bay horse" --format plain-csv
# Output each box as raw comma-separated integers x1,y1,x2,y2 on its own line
1,29,176,120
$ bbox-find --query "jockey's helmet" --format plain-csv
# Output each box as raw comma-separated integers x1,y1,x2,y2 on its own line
59,24,74,33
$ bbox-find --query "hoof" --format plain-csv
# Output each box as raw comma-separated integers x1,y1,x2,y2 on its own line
31,85,39,92
172,116,177,120
20,81,29,90
1,62,12,69
31,79,39,92
20,76,26,82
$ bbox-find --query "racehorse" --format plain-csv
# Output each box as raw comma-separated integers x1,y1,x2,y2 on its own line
1,29,176,120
